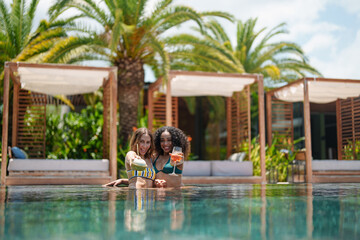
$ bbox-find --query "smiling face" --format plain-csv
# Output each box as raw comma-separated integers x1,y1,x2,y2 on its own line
138,134,151,158
160,130,173,154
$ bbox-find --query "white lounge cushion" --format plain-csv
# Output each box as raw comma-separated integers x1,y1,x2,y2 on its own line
8,159,109,171
183,161,211,176
212,161,253,176
312,160,360,171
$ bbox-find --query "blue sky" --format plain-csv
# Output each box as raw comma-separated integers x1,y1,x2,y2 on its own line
33,0,360,81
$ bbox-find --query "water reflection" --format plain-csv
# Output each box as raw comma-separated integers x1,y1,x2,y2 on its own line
1,184,360,239
121,188,184,233
307,183,313,239
124,189,155,232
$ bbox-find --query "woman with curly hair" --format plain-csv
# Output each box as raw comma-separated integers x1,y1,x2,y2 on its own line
153,126,190,188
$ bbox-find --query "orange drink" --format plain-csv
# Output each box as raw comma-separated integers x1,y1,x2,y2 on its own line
171,153,182,163
170,146,182,176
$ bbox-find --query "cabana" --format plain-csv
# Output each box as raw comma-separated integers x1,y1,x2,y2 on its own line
147,70,266,183
267,77,360,183
1,62,118,185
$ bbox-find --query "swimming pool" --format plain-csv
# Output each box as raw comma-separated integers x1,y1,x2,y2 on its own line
1,183,359,239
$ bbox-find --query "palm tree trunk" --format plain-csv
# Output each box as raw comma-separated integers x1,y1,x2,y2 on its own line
116,58,144,144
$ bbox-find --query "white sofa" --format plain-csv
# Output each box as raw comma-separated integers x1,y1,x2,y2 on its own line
7,159,109,177
8,159,109,171
183,160,253,176
312,160,360,171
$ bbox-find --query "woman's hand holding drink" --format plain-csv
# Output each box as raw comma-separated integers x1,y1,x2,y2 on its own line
131,154,147,171
169,147,182,176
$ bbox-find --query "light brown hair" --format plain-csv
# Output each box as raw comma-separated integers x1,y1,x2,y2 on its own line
129,127,154,159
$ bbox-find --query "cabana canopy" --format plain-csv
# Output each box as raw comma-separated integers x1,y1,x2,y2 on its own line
158,72,256,97
148,70,267,183
1,62,118,185
17,66,111,96
274,78,360,103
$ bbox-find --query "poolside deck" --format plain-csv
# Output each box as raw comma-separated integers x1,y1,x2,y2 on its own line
4,176,111,185
312,174,360,183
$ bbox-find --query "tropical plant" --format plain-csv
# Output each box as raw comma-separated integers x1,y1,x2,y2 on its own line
46,102,128,169
246,135,305,182
343,140,360,160
46,102,105,159
167,18,322,84
48,0,233,143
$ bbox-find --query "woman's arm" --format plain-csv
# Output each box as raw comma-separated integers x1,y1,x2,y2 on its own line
102,178,129,187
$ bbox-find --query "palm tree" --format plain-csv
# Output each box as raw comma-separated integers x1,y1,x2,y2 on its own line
48,0,233,143
166,18,322,159
167,18,321,83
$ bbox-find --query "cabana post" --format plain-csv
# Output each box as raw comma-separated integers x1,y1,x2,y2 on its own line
303,79,313,183
1,64,10,185
257,75,267,184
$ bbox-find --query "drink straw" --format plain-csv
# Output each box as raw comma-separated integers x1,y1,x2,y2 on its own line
137,144,139,155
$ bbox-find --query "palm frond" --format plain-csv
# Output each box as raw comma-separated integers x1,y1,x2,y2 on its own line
152,6,203,33
200,11,234,22
41,35,104,63
0,0,14,44
48,0,72,21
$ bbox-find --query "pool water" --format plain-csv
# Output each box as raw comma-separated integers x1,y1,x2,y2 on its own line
1,183,359,239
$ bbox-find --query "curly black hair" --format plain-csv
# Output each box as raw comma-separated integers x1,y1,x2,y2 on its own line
154,126,189,159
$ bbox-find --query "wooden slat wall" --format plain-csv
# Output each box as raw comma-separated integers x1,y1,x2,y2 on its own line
46,94,86,106
16,90,47,158
271,97,294,150
102,80,110,160
338,97,360,160
152,93,178,130
227,88,250,157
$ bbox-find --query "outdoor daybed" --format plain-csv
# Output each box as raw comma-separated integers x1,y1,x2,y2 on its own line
1,62,118,185
147,71,266,183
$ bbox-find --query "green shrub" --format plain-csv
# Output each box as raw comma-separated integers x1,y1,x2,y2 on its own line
46,102,127,169
343,140,360,160
46,102,104,159
247,135,301,182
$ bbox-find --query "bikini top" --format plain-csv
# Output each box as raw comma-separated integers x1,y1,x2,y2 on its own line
153,155,183,174
127,167,156,181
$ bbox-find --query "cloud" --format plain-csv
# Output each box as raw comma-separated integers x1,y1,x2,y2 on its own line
312,30,360,78
302,33,338,54
174,0,333,41
335,0,360,17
